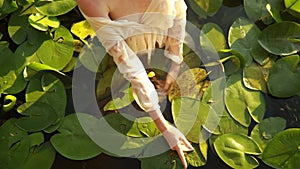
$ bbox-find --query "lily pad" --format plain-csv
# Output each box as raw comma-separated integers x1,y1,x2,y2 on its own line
37,25,74,70
26,73,66,133
103,86,134,111
96,66,118,99
258,21,300,55
250,117,286,151
28,13,60,31
262,128,300,169
140,150,183,169
22,142,56,169
71,20,96,42
214,133,261,169
244,0,282,23
28,132,44,147
172,97,216,143
50,113,102,160
268,55,300,97
86,113,151,157
285,0,300,18
34,0,77,16
16,102,57,132
217,110,249,135
0,118,30,169
8,13,34,44
243,62,268,93
220,55,241,76
0,42,26,94
266,2,283,23
182,52,202,69
188,0,223,18
186,142,207,167
136,117,160,137
201,22,227,51
169,68,208,101
225,73,266,127
229,17,268,66
0,0,18,17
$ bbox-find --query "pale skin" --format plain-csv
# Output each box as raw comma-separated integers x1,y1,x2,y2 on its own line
76,0,193,168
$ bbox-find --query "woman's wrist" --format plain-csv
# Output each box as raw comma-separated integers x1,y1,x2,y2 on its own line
150,112,170,133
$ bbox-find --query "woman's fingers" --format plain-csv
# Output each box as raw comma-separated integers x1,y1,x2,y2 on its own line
182,138,194,151
174,145,188,169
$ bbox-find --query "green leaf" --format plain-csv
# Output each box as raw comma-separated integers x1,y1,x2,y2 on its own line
258,21,300,55
243,62,268,93
28,132,44,147
172,97,216,143
14,41,44,67
225,73,266,127
0,0,18,17
182,52,202,69
136,117,160,137
96,66,123,100
250,117,286,151
16,102,57,132
0,71,16,95
188,0,223,18
140,150,184,169
169,68,208,101
229,17,268,66
103,113,135,135
8,13,33,44
266,2,283,23
186,143,207,167
201,22,227,51
26,73,66,133
219,49,246,69
37,25,74,70
262,128,300,169
28,13,60,31
88,113,149,157
285,0,300,18
34,0,77,16
220,55,241,75
71,20,96,42
104,87,134,111
0,43,26,94
79,39,109,72
214,133,261,169
22,142,56,169
244,0,282,23
216,110,249,135
267,55,300,97
0,119,30,169
27,62,66,76
50,113,102,160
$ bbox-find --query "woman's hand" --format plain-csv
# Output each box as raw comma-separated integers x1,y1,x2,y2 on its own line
150,112,194,169
163,125,194,169
153,61,180,96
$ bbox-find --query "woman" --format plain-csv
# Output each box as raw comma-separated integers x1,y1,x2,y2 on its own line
76,0,194,168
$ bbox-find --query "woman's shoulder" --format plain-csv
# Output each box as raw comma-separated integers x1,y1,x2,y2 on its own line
77,0,110,18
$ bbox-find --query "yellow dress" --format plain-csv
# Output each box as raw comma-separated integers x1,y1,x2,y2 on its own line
81,0,187,112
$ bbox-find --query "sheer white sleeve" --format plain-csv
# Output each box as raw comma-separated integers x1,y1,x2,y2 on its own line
164,0,187,64
86,17,161,114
